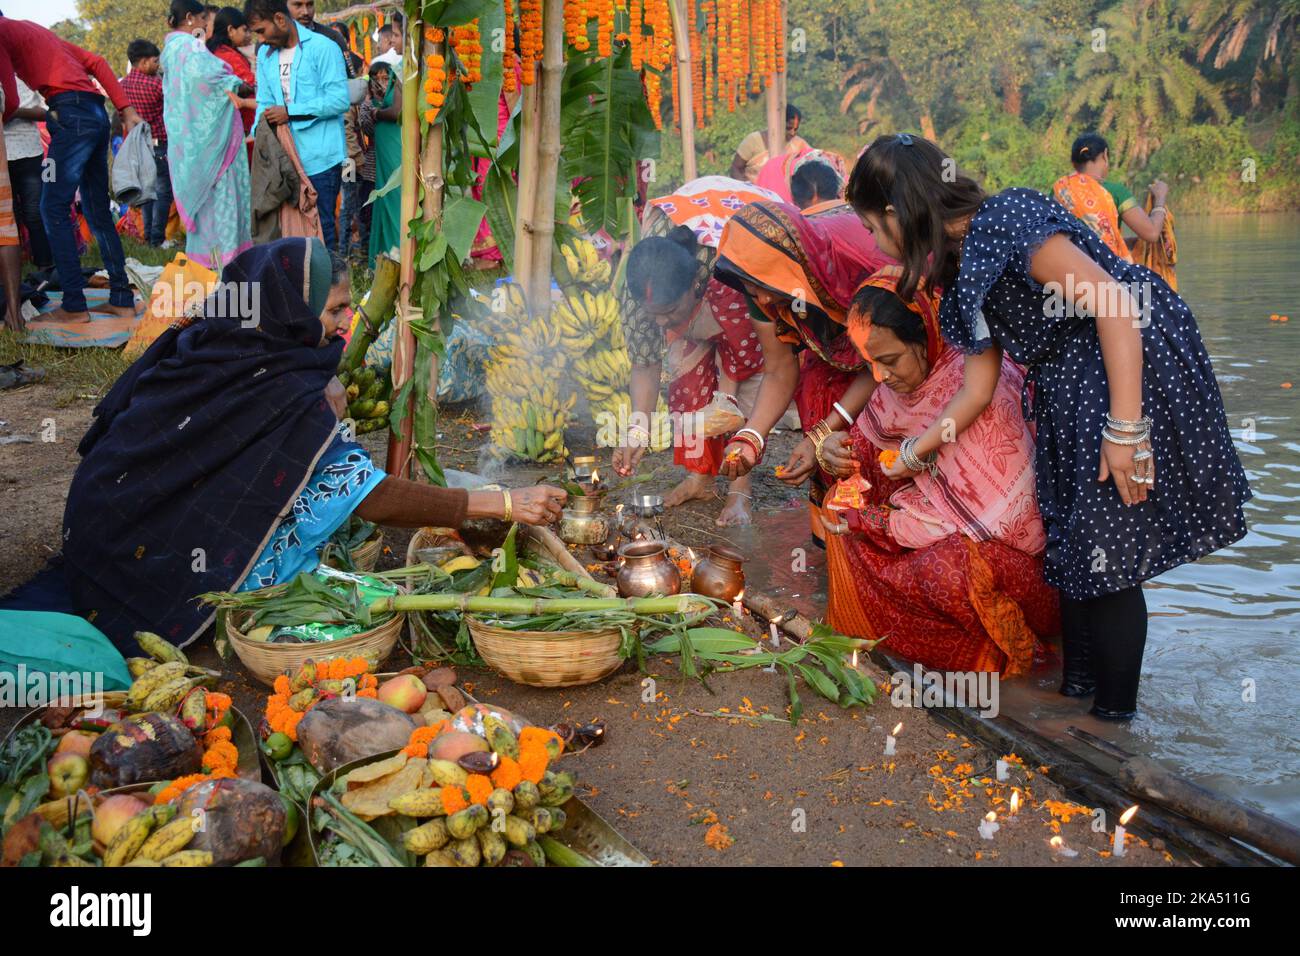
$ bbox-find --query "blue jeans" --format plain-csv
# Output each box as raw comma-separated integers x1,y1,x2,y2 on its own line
40,92,134,312
308,164,342,251
142,143,174,247
338,175,360,256
7,155,52,269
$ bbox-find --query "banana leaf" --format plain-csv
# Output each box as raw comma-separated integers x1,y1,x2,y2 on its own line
560,44,660,237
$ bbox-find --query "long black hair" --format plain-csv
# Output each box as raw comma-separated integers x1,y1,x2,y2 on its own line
850,285,927,349
626,225,699,307
845,134,986,302
206,6,247,52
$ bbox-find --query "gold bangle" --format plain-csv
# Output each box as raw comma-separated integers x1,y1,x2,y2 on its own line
502,489,513,523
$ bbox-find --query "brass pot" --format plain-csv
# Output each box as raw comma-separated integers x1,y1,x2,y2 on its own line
558,508,609,546
616,541,681,598
689,544,746,601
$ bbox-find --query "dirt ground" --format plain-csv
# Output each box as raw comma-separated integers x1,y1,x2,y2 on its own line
0,385,1179,866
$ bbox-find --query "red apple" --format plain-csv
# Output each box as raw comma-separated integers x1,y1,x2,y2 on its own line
47,752,90,799
91,794,148,845
55,731,97,758
377,674,427,714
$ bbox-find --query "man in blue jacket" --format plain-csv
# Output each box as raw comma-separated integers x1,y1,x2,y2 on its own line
244,0,349,249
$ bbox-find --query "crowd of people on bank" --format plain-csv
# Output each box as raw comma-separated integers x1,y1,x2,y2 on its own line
0,1,406,332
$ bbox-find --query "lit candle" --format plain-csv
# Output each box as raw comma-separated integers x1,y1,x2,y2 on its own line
1049,835,1078,859
978,811,999,840
1007,789,1021,821
732,589,745,619
884,721,902,756
996,759,1010,782
1112,805,1138,857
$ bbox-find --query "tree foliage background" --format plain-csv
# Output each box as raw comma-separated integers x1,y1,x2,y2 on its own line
44,0,1300,210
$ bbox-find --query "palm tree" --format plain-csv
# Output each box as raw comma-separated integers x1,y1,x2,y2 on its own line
1189,0,1299,107
1064,0,1229,167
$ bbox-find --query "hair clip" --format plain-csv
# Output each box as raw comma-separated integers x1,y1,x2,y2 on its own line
896,133,914,146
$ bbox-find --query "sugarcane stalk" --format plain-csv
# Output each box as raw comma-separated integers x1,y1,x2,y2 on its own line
549,570,617,598
340,255,400,371
370,594,714,616
537,835,595,867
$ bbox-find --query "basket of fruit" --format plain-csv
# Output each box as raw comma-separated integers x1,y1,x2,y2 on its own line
306,703,647,867
210,566,407,687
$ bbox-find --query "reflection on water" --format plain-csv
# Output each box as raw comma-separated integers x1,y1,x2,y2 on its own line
716,214,1300,829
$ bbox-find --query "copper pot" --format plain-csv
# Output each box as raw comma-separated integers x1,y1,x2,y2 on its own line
616,541,681,598
689,544,746,601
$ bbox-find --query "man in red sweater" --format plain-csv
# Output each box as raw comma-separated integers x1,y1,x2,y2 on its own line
0,17,143,328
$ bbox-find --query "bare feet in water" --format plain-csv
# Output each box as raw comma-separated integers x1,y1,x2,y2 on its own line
663,472,715,508
33,307,92,324
715,480,753,527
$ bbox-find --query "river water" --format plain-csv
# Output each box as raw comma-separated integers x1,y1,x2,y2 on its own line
719,213,1300,830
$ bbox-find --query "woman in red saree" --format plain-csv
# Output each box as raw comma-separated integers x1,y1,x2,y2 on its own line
612,176,782,526
714,199,892,543
818,267,1059,674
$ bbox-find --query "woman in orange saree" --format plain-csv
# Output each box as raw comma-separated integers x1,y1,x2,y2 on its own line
819,267,1059,675
713,199,893,543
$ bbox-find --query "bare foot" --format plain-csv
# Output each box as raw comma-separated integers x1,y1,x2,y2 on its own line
33,307,92,324
89,302,143,319
715,488,753,527
663,473,715,508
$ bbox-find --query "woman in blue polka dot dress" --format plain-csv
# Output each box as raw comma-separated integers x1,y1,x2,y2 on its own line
844,135,1250,720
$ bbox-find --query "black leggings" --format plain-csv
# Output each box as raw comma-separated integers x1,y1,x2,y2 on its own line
1060,587,1148,718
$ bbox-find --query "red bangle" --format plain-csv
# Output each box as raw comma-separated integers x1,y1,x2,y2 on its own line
730,432,764,462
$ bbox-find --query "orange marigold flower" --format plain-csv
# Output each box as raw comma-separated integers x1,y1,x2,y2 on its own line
879,449,899,468
465,774,493,805
518,748,548,785
441,785,470,815
273,675,291,696
403,725,440,758
490,755,522,791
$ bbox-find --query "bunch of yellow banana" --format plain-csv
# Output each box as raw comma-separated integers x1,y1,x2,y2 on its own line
574,346,631,392
648,396,674,451
552,289,620,350
557,237,611,288
490,387,576,463
478,281,531,337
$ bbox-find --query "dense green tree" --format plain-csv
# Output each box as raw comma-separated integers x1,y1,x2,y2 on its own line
1063,0,1228,166
74,0,165,70
1189,0,1299,106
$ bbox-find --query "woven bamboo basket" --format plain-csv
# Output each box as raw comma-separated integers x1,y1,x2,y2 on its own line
349,532,384,571
406,525,625,688
224,599,404,688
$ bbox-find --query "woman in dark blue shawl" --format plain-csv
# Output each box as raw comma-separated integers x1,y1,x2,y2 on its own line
63,238,566,652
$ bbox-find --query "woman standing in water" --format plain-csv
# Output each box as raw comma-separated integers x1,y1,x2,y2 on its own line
844,134,1249,719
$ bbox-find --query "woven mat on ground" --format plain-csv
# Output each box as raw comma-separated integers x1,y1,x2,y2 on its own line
21,290,139,348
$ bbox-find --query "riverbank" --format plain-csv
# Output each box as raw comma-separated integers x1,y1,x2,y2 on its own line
0,381,1185,867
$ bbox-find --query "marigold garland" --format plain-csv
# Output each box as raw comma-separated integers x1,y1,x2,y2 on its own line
503,0,518,91
263,657,376,742
519,0,542,84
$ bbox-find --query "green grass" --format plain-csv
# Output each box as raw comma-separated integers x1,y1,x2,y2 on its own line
0,332,130,406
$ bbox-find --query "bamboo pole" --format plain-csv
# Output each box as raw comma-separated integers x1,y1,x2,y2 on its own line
526,0,566,315
668,0,697,182
386,17,424,477
766,1,786,159
513,79,541,296
418,32,446,443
